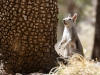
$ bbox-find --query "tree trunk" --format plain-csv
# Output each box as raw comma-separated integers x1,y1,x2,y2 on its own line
0,0,59,74
92,0,100,61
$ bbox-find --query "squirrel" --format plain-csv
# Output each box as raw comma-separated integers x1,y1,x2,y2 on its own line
59,13,84,57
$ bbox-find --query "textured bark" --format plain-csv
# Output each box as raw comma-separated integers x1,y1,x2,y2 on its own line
92,0,100,61
0,0,59,74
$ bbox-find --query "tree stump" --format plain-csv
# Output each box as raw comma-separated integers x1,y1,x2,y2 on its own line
0,0,59,74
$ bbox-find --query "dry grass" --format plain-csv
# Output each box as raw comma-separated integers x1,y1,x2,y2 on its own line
49,53,100,75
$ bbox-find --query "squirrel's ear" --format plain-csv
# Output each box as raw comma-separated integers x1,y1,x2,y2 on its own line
72,13,77,22
68,14,71,18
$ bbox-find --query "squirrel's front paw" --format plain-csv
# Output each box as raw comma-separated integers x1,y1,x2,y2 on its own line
59,42,63,49
63,45,67,50
59,45,61,49
59,43,62,49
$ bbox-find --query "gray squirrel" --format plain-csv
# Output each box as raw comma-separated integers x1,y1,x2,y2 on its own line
59,13,84,57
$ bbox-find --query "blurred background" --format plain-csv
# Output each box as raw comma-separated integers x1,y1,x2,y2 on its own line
55,0,97,60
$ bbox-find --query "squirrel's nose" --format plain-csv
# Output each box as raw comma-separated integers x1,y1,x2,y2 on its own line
63,19,65,22
63,19,66,24
63,19,68,25
63,19,65,21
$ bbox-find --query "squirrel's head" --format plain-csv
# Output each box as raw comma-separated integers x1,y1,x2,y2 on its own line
63,13,77,27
